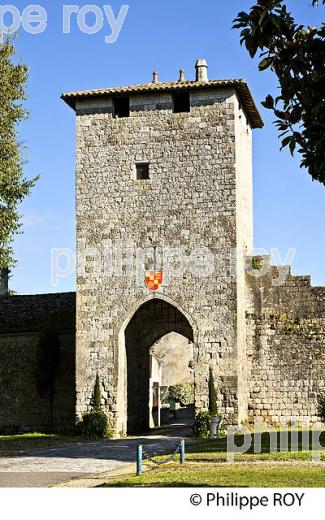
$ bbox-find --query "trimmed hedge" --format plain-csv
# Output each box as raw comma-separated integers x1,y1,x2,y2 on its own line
81,411,112,439
193,411,210,439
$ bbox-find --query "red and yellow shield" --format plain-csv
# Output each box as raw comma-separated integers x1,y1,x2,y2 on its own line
145,271,163,291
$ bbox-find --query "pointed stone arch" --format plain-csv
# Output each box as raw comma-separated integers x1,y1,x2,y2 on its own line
116,296,196,434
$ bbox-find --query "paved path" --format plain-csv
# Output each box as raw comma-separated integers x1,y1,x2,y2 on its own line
0,421,192,487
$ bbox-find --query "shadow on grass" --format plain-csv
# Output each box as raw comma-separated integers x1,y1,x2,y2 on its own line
98,482,248,488
188,430,325,456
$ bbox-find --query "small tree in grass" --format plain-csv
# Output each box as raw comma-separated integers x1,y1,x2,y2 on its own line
93,372,101,411
36,320,61,431
80,373,112,439
193,371,220,439
317,394,325,423
208,367,218,416
193,411,210,439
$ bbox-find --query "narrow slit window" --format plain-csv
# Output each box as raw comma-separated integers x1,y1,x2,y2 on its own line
136,163,150,180
113,97,130,118
173,92,190,113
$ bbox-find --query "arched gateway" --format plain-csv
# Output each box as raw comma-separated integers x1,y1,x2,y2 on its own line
118,298,195,434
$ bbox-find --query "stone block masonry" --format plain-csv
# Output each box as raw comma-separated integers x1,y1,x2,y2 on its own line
0,61,323,435
61,61,324,433
246,257,325,425
71,78,255,432
0,293,76,434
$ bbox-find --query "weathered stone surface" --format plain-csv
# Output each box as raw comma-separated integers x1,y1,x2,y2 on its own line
0,71,324,435
246,259,325,425
74,85,253,433
0,293,76,433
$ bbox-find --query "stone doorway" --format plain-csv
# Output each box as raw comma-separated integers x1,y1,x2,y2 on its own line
122,298,194,434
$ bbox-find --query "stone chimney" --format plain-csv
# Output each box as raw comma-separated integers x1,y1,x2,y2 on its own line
178,68,185,82
0,268,9,296
152,70,159,84
195,59,208,82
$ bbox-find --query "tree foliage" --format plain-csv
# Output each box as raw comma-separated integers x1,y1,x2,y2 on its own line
193,411,210,439
36,321,61,399
35,319,61,430
317,393,325,422
0,35,37,269
169,382,194,407
233,0,325,185
93,372,102,411
81,411,110,439
208,367,218,415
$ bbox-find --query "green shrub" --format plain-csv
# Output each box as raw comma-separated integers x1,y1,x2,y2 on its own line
208,367,218,416
74,420,83,436
93,373,101,411
251,256,263,270
35,320,61,430
36,321,60,398
193,411,210,439
80,374,112,438
81,411,111,439
317,394,325,422
169,382,194,407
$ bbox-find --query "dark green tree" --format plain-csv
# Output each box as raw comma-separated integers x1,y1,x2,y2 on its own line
208,367,218,415
0,35,38,269
93,372,101,411
36,321,61,430
317,393,325,422
233,0,325,185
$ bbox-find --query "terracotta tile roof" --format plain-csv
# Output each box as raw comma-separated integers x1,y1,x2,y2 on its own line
0,292,76,333
61,79,263,129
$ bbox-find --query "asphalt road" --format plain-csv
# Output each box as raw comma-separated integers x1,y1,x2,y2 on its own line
0,420,192,487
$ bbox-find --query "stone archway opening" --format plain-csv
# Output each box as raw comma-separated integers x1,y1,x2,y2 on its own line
124,299,194,434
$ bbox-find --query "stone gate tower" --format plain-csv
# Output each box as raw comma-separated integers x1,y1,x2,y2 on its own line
62,59,263,434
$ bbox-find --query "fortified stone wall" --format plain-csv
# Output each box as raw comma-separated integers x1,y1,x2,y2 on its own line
0,332,75,433
246,257,325,425
0,293,76,434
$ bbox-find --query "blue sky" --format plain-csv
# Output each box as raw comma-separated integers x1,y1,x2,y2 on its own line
7,0,324,293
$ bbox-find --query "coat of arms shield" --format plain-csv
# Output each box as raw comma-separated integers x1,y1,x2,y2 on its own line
145,271,163,291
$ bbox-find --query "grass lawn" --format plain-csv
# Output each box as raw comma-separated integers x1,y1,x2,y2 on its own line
186,430,325,462
102,462,325,487
103,430,325,488
0,433,84,457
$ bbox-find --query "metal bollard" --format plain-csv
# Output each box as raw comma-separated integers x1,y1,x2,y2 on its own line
180,439,185,464
137,445,143,476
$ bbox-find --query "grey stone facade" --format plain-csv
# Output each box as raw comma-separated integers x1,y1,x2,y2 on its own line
0,62,323,435
69,76,258,434
246,257,325,425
